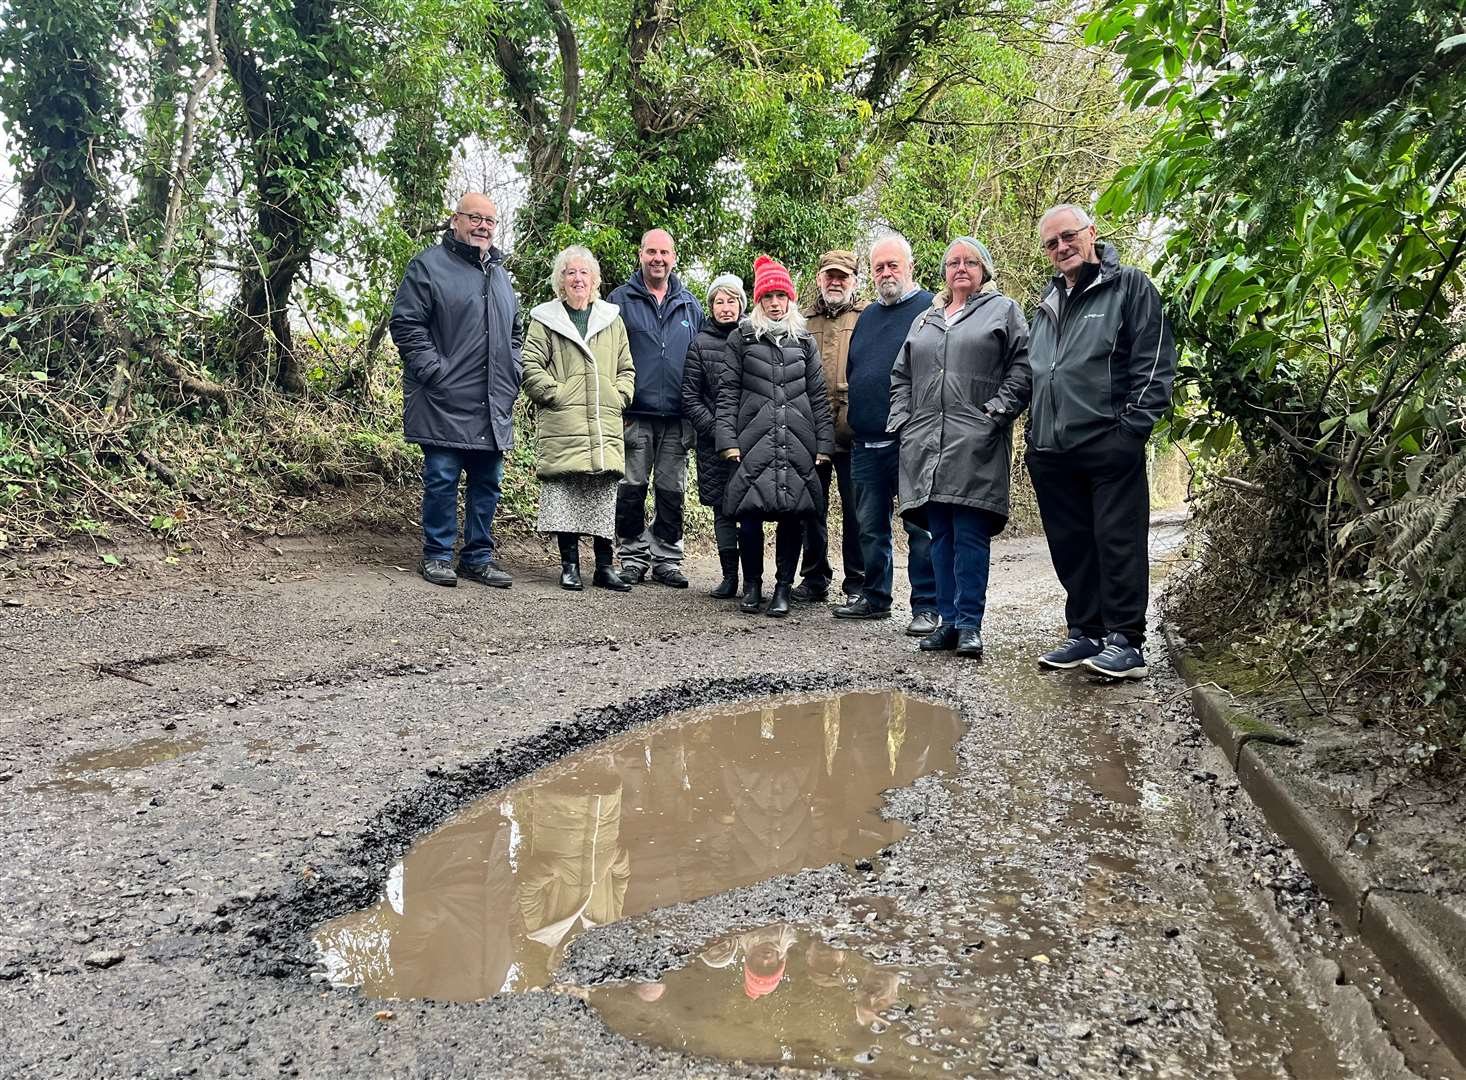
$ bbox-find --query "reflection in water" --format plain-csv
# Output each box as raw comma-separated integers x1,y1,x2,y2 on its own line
590,922,981,1076
314,691,963,1001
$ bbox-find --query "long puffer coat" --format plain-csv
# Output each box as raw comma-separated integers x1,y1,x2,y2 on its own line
680,318,739,509
889,289,1032,531
714,321,835,520
519,299,636,478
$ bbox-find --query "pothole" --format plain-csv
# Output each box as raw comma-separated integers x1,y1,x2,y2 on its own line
312,689,963,1001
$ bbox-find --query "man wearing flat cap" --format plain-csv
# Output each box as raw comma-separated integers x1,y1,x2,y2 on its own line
792,249,869,604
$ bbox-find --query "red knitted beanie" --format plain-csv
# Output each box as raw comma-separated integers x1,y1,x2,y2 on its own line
752,255,797,304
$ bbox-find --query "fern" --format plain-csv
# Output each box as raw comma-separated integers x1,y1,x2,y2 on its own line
1369,445,1466,587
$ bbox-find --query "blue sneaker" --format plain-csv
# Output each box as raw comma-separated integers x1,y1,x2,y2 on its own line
1082,633,1149,679
1038,635,1103,669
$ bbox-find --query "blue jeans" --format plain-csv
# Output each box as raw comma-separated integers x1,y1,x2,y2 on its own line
850,442,937,612
421,446,505,565
926,502,998,631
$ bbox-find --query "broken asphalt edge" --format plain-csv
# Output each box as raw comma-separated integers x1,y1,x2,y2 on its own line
1162,623,1466,1067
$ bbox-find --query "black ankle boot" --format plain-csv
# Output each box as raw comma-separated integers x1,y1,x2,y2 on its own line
766,581,792,618
710,549,740,599
560,561,583,591
592,565,630,591
738,579,764,614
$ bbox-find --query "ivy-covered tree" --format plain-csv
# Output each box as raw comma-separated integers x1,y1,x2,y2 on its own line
1093,0,1466,761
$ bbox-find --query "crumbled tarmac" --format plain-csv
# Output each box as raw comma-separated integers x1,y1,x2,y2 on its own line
2,518,1462,1078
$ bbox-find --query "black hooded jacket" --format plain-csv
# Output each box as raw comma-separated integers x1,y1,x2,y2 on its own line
1026,241,1176,452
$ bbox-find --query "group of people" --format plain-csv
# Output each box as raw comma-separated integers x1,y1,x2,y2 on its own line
389,194,1176,679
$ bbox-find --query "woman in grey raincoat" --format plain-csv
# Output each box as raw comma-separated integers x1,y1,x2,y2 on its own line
889,237,1031,658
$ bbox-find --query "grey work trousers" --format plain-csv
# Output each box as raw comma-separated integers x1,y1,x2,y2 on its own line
616,416,693,571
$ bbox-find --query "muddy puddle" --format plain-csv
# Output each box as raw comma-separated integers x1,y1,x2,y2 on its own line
314,690,964,1001
587,681,1352,1078
27,735,209,793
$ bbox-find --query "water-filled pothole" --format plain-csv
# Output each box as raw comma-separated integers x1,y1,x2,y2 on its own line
313,690,963,1001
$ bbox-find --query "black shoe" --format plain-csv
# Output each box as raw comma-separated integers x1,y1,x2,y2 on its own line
918,623,959,651
955,628,984,658
790,581,828,603
651,565,689,588
459,559,512,588
739,580,764,614
592,566,631,592
709,566,740,599
833,597,891,620
906,609,940,637
560,561,583,591
420,559,457,587
766,582,792,617
619,564,647,585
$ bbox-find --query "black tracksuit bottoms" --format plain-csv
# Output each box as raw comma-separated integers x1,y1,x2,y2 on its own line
1025,428,1151,644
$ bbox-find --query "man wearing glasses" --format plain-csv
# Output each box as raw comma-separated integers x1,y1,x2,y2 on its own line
390,192,524,589
1025,204,1177,678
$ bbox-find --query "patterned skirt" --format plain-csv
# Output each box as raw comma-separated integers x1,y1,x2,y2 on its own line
537,473,619,539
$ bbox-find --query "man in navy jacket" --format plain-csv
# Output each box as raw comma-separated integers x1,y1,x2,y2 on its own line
608,229,704,587
1025,204,1177,678
391,192,523,589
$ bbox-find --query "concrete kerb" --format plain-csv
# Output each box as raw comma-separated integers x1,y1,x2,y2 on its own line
1162,623,1466,1064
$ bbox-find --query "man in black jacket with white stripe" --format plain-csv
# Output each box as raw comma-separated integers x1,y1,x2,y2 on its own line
1025,204,1177,678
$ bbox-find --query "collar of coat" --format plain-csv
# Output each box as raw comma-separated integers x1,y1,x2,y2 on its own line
440,232,505,268
1039,240,1121,319
623,269,696,311
529,299,621,359
802,293,869,319
927,281,1002,328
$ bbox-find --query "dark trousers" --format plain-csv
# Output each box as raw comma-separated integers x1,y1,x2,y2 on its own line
421,446,504,565
713,509,740,554
797,453,864,594
850,442,937,612
738,515,804,585
926,503,998,631
557,532,614,568
1025,429,1151,643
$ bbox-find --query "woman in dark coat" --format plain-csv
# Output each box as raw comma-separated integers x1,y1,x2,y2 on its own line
716,256,835,617
680,274,748,599
890,237,1031,658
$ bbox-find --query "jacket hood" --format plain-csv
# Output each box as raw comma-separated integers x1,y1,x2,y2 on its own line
1042,240,1121,302
529,298,621,355
441,231,505,267
622,268,695,308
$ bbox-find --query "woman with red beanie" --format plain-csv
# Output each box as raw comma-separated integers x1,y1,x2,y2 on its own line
715,256,835,617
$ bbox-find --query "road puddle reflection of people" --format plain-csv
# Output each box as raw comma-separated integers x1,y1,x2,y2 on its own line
313,691,963,1001
589,922,985,1075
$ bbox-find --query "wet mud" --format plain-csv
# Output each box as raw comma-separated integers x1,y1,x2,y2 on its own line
5,515,1462,1079
572,657,1359,1077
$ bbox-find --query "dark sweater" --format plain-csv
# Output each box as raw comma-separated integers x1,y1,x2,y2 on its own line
845,289,935,442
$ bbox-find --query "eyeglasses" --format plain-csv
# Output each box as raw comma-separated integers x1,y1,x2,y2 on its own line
456,212,498,228
1042,228,1084,252
944,256,984,270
